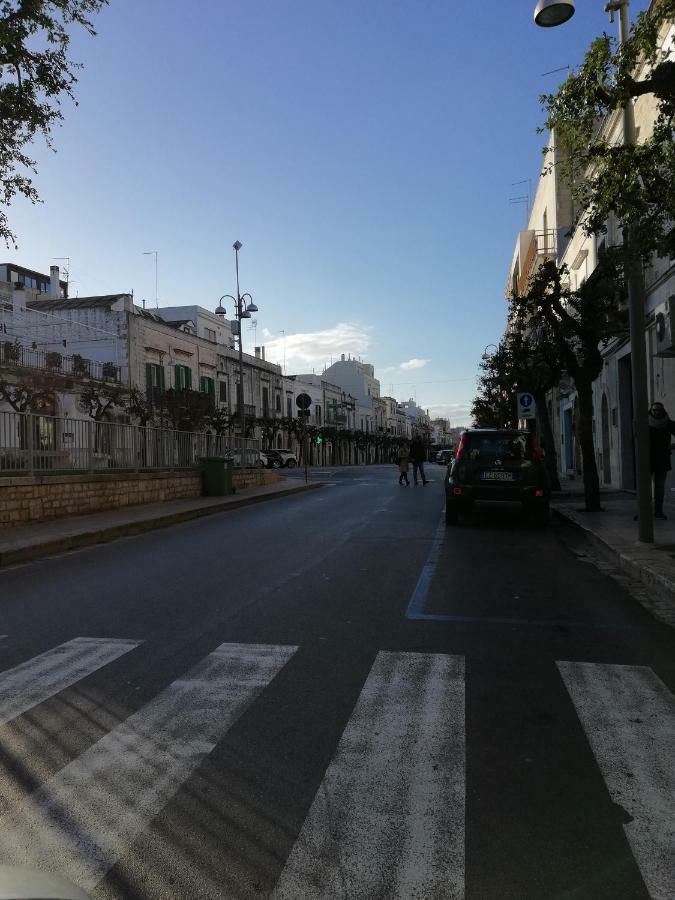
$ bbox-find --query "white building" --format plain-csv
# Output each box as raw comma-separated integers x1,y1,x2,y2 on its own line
322,355,379,433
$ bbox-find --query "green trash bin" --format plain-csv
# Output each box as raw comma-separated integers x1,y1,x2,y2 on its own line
201,456,234,496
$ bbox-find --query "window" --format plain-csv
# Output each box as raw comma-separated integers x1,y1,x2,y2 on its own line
315,405,322,424
200,375,215,396
466,432,533,461
174,364,192,390
219,381,227,403
204,327,216,342
145,363,165,402
287,396,293,418
276,392,282,413
262,387,270,418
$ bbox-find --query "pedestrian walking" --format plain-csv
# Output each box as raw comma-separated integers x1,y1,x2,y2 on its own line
648,401,675,519
398,441,410,486
410,435,429,486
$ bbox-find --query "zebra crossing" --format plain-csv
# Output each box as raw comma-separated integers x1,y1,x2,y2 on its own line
0,638,672,898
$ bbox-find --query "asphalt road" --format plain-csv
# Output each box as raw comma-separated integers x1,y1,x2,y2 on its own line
0,464,673,900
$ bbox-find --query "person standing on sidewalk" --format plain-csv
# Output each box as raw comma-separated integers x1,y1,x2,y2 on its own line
410,435,429,486
398,441,410,486
648,402,675,519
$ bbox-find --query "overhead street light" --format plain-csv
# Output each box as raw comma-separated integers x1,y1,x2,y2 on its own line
533,0,653,542
534,0,575,27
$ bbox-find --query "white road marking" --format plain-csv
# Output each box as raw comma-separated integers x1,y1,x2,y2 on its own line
0,641,297,891
0,637,141,726
558,661,675,900
273,651,465,899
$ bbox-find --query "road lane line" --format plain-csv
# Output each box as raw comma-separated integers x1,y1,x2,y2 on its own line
273,651,465,899
0,637,142,727
0,641,297,891
405,516,446,620
558,661,675,899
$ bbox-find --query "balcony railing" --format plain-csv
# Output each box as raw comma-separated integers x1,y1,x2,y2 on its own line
517,230,557,296
234,404,257,418
0,341,123,383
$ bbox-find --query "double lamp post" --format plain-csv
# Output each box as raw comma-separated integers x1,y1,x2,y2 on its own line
215,240,259,453
533,0,653,543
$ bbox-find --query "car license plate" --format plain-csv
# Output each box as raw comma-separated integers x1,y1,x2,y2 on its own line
481,471,514,481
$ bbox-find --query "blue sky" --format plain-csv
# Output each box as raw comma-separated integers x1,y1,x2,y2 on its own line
5,0,650,424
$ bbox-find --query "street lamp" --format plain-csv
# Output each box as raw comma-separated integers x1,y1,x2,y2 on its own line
534,0,575,27
534,0,653,543
215,240,261,459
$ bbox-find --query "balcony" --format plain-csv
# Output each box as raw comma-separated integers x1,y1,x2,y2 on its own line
234,404,257,418
0,341,123,382
514,230,557,297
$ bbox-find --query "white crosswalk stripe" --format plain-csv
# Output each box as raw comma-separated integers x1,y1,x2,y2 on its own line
0,641,297,892
558,661,675,900
273,651,465,900
0,637,673,899
0,637,141,726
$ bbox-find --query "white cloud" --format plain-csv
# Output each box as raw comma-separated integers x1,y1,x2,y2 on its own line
399,358,431,371
263,322,371,374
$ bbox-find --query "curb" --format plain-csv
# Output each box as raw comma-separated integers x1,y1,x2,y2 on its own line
0,482,323,568
553,506,675,603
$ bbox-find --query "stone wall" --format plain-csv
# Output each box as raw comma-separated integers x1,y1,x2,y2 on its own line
0,468,282,526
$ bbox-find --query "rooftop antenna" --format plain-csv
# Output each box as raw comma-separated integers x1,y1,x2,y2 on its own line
53,257,70,293
541,65,571,77
509,195,530,227
143,250,159,307
276,330,286,375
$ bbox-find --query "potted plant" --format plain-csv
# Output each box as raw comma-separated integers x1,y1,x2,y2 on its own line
72,354,90,376
3,340,20,365
45,350,62,370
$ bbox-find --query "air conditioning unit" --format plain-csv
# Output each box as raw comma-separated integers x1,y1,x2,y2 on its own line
655,295,675,356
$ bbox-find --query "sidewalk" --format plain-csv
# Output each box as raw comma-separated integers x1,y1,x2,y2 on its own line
0,480,322,567
552,478,675,606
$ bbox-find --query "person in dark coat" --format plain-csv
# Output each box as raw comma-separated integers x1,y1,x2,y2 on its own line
409,435,429,486
648,401,675,519
397,441,410,486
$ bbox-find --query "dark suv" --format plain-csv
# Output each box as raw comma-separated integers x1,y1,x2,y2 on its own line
445,428,550,526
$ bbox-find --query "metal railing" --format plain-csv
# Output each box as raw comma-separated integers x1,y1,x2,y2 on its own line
0,341,124,383
0,410,261,474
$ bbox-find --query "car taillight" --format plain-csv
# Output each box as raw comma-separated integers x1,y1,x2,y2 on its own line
454,433,467,461
535,489,545,497
452,487,463,496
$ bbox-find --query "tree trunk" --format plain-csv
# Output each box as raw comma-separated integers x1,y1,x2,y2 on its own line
534,389,561,492
576,382,601,511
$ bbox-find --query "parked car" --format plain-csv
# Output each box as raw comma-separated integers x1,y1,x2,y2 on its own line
223,449,267,468
265,448,298,469
436,449,454,465
445,428,549,526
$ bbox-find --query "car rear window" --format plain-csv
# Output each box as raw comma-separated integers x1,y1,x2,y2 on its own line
465,433,533,461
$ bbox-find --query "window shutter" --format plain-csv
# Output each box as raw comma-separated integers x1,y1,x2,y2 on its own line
185,367,192,389
174,365,181,390
158,365,165,391
145,363,153,388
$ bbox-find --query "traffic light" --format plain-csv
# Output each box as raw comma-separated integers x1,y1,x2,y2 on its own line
316,435,323,445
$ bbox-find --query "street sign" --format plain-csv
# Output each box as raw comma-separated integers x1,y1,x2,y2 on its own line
517,392,536,420
298,409,311,418
296,393,311,410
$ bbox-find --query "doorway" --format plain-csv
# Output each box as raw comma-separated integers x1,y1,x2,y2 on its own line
618,354,636,490
601,393,611,484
